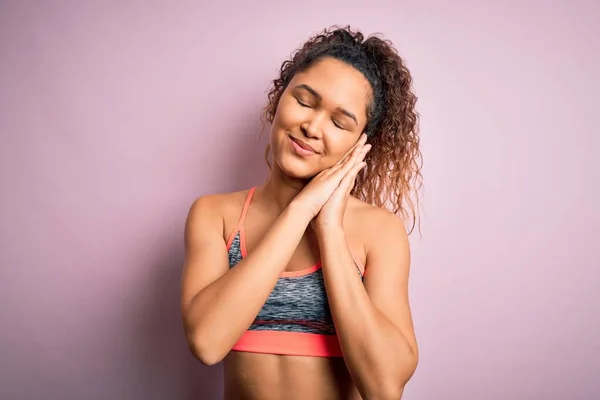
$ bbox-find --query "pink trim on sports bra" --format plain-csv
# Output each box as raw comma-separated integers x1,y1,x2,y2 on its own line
226,187,366,277
225,187,367,358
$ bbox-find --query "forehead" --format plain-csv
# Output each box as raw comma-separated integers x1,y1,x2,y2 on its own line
288,58,371,121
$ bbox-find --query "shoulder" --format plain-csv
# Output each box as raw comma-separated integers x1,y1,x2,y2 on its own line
186,189,252,231
188,189,247,214
348,197,408,234
347,197,410,253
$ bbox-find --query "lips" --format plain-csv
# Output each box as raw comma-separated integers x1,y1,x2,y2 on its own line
290,136,317,153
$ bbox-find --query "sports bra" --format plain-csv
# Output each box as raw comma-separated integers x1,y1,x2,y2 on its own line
225,187,365,357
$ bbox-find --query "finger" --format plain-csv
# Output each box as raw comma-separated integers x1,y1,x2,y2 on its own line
337,161,367,194
331,142,370,181
324,136,369,179
343,134,367,159
332,134,368,168
334,148,363,178
330,146,359,171
343,143,370,172
357,144,371,161
339,157,366,188
324,145,362,177
340,140,370,169
347,165,363,195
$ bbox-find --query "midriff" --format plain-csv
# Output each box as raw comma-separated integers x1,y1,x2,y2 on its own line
223,351,362,400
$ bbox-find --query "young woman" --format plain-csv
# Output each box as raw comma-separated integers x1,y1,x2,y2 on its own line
181,26,422,400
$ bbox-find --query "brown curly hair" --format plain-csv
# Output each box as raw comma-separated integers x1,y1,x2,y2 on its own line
262,26,423,234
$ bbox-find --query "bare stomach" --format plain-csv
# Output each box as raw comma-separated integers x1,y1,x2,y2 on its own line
223,351,363,400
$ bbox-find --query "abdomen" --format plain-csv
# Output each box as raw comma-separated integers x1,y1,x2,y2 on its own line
223,351,361,400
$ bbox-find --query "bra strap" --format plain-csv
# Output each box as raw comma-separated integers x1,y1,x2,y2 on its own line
239,187,256,226
226,187,256,249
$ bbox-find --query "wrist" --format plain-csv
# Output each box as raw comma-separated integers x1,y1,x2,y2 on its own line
286,200,316,224
314,223,346,239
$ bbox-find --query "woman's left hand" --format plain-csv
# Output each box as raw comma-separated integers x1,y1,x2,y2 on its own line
311,143,371,233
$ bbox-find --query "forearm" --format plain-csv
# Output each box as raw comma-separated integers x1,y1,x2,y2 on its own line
185,202,312,364
318,228,416,399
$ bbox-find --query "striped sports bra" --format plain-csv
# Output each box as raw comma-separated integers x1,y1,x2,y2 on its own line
226,187,365,357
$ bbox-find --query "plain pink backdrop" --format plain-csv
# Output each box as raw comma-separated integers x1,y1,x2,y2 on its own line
1,1,598,399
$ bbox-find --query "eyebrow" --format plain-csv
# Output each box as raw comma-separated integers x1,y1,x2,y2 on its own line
294,84,358,126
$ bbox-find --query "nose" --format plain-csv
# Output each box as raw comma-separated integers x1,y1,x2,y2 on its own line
300,112,326,139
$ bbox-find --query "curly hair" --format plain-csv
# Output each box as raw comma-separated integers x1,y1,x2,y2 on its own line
262,26,423,234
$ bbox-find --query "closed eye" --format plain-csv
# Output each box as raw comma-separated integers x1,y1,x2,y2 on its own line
332,119,345,130
295,96,346,130
296,99,311,108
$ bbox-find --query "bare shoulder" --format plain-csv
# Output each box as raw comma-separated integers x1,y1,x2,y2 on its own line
181,190,253,312
186,189,252,237
188,190,248,215
346,197,410,255
347,197,408,237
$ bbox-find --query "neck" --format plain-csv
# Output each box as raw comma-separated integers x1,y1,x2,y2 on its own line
261,163,309,212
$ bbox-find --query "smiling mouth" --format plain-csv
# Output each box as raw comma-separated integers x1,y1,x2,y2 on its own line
289,136,317,153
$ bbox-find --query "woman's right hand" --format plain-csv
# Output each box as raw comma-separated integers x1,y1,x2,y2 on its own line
291,134,371,219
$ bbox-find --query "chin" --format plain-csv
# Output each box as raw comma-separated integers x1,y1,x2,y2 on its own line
275,153,320,180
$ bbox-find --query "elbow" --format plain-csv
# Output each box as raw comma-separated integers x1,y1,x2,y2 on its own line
364,380,404,400
185,329,226,366
190,344,224,366
369,361,417,400
359,376,403,400
182,309,228,366
377,384,404,400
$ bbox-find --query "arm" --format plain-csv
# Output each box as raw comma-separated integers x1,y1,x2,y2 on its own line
182,135,369,365
317,210,418,399
181,194,312,365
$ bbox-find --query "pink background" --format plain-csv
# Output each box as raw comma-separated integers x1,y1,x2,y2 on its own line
1,1,598,399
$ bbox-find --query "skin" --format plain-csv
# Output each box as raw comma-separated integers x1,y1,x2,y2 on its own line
181,57,418,399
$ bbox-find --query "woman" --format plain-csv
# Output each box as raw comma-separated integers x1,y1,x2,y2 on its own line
181,26,422,400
